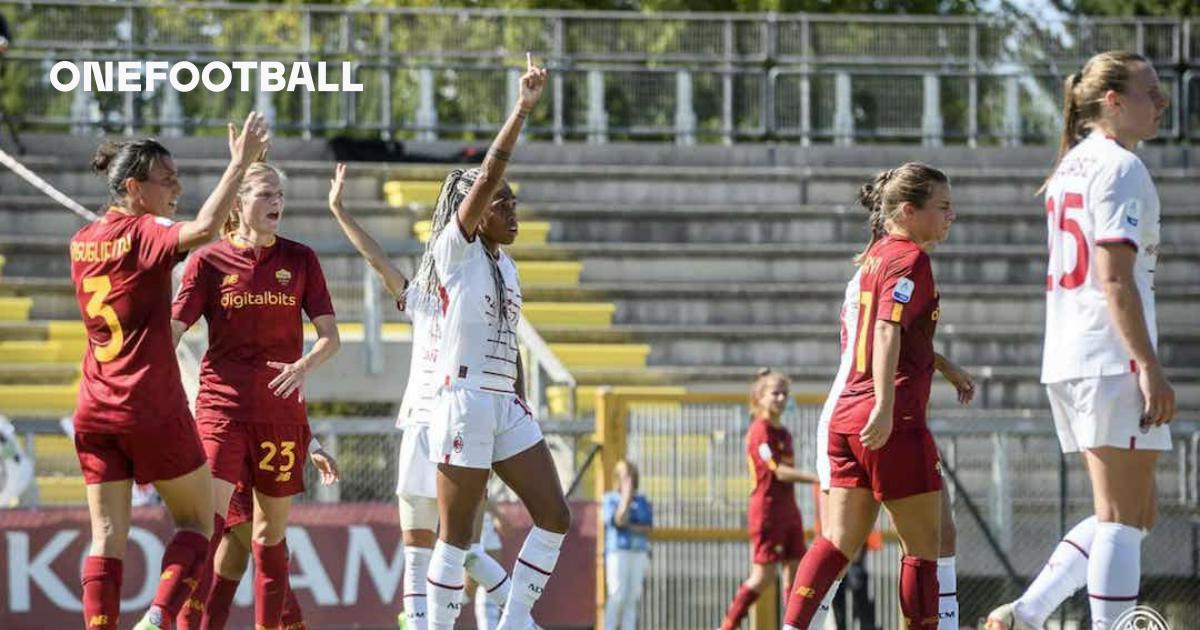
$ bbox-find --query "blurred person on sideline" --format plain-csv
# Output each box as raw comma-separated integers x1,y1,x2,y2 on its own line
603,460,653,630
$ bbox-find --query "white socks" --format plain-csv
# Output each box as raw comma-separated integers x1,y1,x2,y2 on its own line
475,583,503,630
1087,522,1143,630
1014,516,1097,627
465,544,511,605
807,578,841,630
426,541,467,630
937,557,958,630
497,526,565,630
403,547,433,630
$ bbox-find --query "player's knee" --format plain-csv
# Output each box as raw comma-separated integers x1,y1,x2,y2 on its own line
534,498,571,534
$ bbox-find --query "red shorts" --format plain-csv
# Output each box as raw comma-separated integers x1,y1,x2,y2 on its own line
198,418,310,498
751,519,807,564
827,428,942,501
75,412,206,485
225,477,254,529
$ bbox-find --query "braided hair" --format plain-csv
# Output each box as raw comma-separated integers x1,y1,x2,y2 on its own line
409,168,514,339
854,162,949,264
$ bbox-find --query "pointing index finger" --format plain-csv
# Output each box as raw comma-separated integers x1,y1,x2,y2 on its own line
526,51,533,71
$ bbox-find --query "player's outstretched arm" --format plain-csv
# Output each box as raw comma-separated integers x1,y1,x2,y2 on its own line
177,112,270,252
772,464,820,485
327,162,409,301
456,53,547,236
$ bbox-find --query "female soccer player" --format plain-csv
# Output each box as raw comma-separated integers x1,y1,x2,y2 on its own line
423,55,571,630
781,162,956,630
193,445,339,630
324,163,514,630
171,160,341,630
603,460,653,630
986,50,1173,630
720,369,817,630
69,112,268,630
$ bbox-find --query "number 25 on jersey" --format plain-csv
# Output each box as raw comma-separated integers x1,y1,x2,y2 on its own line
1046,192,1088,291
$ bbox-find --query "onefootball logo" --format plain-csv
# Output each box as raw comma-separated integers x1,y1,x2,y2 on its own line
1112,606,1170,630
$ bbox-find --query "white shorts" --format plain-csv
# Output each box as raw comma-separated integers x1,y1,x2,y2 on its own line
428,388,543,470
1047,373,1171,453
396,423,438,499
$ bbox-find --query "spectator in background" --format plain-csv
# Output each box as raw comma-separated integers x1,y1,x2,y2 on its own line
603,460,653,630
0,10,25,155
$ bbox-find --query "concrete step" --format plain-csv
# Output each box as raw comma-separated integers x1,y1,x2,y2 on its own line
509,165,1200,207
521,282,1200,328
526,202,1200,247
536,324,1200,370
507,242,1199,286
565,364,1200,409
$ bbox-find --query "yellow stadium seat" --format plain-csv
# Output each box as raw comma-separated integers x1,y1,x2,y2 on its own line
0,339,86,363
522,303,614,327
413,220,551,246
549,343,650,369
547,384,687,416
0,384,77,415
47,320,86,340
383,181,444,208
0,297,33,322
303,322,412,340
518,261,582,286
36,476,87,505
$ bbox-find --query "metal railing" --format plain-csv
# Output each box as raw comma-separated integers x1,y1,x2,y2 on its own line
2,1,1198,143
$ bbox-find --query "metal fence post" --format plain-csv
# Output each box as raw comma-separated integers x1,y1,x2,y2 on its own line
1003,75,1021,147
301,10,313,140
415,66,437,142
834,71,854,146
991,432,1012,552
380,13,393,139
69,81,99,135
255,84,277,132
552,16,565,144
587,69,608,144
721,19,735,145
675,70,696,146
922,73,943,147
507,67,523,141
160,82,184,139
362,260,384,375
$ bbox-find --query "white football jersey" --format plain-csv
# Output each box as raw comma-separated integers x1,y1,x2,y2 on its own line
817,268,863,427
396,305,441,429
1041,131,1160,384
433,221,523,394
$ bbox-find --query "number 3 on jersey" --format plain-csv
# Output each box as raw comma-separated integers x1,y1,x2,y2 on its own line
82,275,124,362
1046,192,1088,290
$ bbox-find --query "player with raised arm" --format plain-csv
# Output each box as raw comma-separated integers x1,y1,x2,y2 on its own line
324,163,516,630
70,113,269,630
170,159,341,630
719,369,817,630
781,162,956,630
423,55,571,630
986,50,1173,630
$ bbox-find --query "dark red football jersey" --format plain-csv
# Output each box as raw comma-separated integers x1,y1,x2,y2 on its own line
70,210,189,433
746,417,802,527
172,236,334,425
829,234,940,435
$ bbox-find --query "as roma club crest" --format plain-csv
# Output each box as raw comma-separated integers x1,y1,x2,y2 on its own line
452,432,464,454
275,268,292,286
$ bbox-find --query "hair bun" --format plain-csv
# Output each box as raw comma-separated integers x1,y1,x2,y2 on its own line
90,141,122,175
755,366,772,377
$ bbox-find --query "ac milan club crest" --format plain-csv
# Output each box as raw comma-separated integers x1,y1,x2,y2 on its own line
452,432,464,454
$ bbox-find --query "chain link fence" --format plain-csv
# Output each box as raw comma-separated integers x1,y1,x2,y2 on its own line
608,396,1199,630
1,1,1197,143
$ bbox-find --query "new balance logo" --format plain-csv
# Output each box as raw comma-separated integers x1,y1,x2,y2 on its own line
793,584,816,599
275,472,292,482
88,614,110,628
529,584,545,594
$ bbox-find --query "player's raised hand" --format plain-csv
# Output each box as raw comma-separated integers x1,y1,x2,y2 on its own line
229,111,270,168
328,162,347,213
518,52,548,111
860,401,894,450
